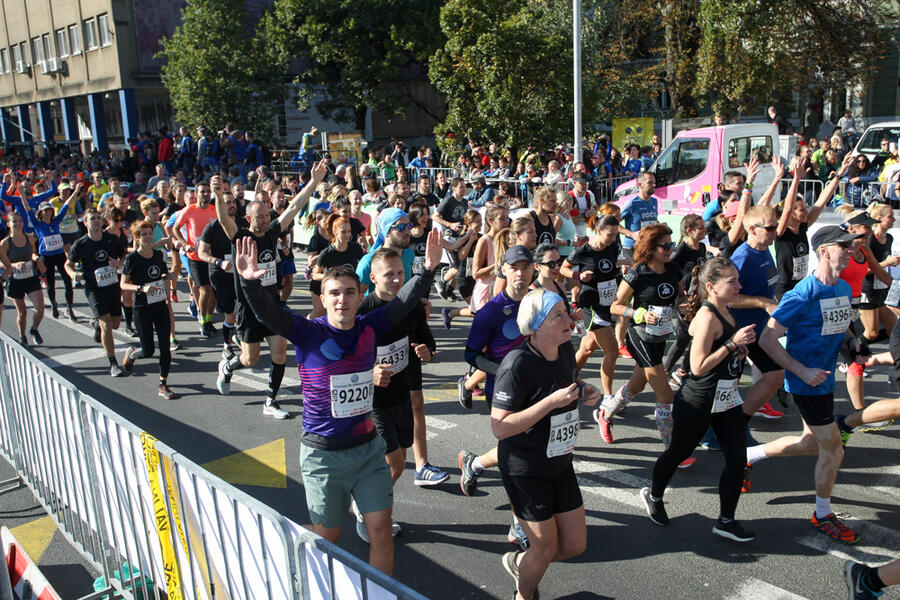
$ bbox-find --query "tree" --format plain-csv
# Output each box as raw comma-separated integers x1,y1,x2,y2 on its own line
262,0,443,131
429,0,656,162
157,0,286,141
695,0,893,118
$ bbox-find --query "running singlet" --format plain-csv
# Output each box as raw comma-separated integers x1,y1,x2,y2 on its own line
493,341,579,476
680,302,744,413
730,242,778,334
530,210,557,246
409,227,429,275
623,262,682,341
566,241,620,309
286,309,392,449
50,196,80,235
862,233,892,300
466,291,526,399
839,254,868,300
771,275,853,396
619,196,658,249
670,241,707,291
67,232,126,290
122,250,169,307
774,223,809,296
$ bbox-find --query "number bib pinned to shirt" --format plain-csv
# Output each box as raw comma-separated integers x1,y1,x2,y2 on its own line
145,280,167,304
94,265,117,288
42,234,64,254
259,260,277,287
12,262,33,280
820,296,853,336
711,378,742,413
546,408,580,458
412,256,425,275
330,371,375,418
597,279,616,306
792,254,808,280
645,305,674,336
376,336,409,373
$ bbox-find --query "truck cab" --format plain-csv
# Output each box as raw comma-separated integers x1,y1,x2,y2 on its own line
613,123,788,216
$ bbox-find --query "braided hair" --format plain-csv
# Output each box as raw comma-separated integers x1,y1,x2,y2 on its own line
683,257,735,322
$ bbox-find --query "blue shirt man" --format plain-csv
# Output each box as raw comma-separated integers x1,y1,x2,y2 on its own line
619,172,658,250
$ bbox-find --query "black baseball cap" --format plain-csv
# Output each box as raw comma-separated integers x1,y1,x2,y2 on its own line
842,210,879,227
504,245,533,265
811,226,864,251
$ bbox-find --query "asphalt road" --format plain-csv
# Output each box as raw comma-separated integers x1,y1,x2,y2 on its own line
1,256,899,600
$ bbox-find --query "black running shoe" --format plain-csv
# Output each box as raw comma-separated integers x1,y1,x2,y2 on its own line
640,487,669,525
712,519,755,542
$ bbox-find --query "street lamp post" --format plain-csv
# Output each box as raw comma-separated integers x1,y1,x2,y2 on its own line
573,0,582,164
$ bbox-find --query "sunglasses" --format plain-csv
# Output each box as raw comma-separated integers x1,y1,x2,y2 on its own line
657,242,675,250
831,241,854,249
540,259,562,268
754,225,777,232
390,222,412,233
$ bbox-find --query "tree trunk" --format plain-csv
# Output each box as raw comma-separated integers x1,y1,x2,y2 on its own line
354,106,367,133
658,0,699,118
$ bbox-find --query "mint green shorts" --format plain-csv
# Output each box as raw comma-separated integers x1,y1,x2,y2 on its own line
300,435,393,529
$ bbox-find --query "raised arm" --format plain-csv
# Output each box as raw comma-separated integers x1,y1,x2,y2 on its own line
212,174,238,239
757,155,785,207
776,156,805,237
234,236,293,336
383,228,441,325
277,160,328,232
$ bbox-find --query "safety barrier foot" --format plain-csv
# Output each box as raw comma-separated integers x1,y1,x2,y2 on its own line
76,586,124,600
0,475,23,496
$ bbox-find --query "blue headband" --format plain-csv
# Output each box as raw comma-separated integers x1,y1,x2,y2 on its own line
373,208,408,252
531,291,564,332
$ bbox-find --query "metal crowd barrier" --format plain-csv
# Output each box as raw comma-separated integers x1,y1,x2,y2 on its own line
0,330,427,600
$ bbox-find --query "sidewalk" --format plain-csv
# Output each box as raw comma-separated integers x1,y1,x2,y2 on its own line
0,455,98,598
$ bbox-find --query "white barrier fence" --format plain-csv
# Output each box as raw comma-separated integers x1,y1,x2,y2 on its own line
0,331,427,600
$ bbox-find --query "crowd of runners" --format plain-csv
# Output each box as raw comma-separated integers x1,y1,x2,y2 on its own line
0,141,899,600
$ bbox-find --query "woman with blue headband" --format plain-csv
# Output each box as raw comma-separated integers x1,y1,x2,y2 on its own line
492,288,601,600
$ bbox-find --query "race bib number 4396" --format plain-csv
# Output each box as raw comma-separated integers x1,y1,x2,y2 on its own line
820,296,852,336
330,371,374,418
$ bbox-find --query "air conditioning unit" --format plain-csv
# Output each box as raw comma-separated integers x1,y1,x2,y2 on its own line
39,61,49,74
46,57,59,72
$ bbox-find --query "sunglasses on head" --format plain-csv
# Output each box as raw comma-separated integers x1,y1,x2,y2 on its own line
657,242,675,250
540,259,562,268
390,222,412,232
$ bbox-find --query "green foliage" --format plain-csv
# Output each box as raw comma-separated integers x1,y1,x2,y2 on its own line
157,0,286,141
694,0,893,117
429,0,656,161
263,0,444,130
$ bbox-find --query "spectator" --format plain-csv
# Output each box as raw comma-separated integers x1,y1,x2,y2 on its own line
844,154,879,207
157,127,175,175
177,126,195,173
837,109,858,147
767,105,795,135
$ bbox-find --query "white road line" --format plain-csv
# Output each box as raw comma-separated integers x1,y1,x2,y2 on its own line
796,517,900,564
723,577,809,600
426,417,457,430
573,459,653,490
44,347,107,367
577,474,642,509
572,460,654,510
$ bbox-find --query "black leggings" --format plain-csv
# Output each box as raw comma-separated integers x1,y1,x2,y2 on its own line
651,396,746,520
133,302,172,378
663,315,691,373
42,253,73,307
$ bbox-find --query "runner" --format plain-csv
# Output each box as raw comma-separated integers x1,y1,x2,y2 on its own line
215,163,325,419
120,220,177,399
173,182,218,337
529,187,562,247
619,172,658,262
860,201,898,342
30,189,80,321
560,214,624,404
844,557,900,600
0,212,45,346
304,208,332,319
458,245,534,551
231,226,441,576
198,190,239,358
747,225,863,544
494,288,601,600
313,214,365,288
641,257,757,541
604,224,692,468
663,214,706,385
438,210,482,326
65,207,128,376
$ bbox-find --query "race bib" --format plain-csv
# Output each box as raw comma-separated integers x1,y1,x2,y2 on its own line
711,378,742,413
820,296,853,336
223,254,233,262
597,279,616,306
43,234,64,253
95,265,117,287
546,408,579,458
12,262,33,279
330,371,374,418
886,279,900,307
145,280,167,304
259,260,276,287
376,336,409,373
792,254,808,280
412,255,425,275
645,305,674,336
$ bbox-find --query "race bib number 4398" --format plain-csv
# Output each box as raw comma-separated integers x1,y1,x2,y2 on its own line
820,296,852,336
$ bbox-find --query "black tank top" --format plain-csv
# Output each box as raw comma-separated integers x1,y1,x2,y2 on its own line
862,231,892,298
530,210,557,246
680,302,744,408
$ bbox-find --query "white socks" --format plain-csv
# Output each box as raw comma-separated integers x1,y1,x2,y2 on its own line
815,495,832,519
746,444,768,465
472,456,485,474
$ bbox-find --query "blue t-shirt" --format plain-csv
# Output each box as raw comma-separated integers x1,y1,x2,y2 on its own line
32,206,69,255
771,275,853,396
730,242,778,334
619,196,658,249
466,291,526,399
355,247,414,294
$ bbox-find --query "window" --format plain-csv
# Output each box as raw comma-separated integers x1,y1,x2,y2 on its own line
97,13,112,47
83,18,98,51
652,138,711,186
56,29,69,57
857,127,900,156
42,34,52,60
31,37,43,66
727,136,774,168
68,24,81,55
0,49,8,73
11,44,20,70
21,42,30,66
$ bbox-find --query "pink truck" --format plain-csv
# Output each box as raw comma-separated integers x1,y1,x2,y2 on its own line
613,123,794,217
